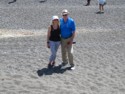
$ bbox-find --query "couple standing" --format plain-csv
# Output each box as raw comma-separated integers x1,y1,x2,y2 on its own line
47,9,76,70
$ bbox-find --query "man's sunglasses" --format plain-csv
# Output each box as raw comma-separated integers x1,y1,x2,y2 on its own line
63,14,68,16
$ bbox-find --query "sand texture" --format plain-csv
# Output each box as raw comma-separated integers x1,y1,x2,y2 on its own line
0,0,125,94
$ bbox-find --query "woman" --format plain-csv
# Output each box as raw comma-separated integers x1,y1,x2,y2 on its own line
47,15,61,68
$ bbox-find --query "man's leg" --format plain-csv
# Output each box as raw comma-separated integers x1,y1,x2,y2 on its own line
67,44,75,70
61,38,68,64
67,43,74,66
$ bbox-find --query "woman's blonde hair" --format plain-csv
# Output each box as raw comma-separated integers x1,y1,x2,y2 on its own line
51,15,60,26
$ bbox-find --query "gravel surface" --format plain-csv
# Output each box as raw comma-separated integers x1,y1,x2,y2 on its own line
0,0,125,94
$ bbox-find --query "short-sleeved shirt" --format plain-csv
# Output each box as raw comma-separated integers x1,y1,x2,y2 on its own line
60,17,76,39
99,0,106,5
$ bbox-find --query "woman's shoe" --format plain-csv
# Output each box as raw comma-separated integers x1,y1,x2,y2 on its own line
48,63,52,69
52,61,55,66
48,61,55,69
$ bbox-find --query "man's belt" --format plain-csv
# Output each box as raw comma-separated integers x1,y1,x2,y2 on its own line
62,35,72,39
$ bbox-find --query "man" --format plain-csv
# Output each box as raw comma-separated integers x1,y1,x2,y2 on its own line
60,9,76,70
85,0,91,6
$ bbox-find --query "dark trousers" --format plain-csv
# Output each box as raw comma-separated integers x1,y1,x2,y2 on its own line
87,0,91,5
10,0,16,2
8,0,16,4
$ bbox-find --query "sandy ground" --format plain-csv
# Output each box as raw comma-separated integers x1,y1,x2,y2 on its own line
0,0,125,94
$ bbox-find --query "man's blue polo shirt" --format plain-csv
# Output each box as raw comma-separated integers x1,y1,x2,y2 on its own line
60,17,76,39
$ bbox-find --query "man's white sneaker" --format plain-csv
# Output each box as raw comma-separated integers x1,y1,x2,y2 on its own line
70,66,75,70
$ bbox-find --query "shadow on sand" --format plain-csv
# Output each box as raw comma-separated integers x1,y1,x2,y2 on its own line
37,65,71,76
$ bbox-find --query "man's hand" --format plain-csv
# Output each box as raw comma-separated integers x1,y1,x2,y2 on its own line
47,43,50,48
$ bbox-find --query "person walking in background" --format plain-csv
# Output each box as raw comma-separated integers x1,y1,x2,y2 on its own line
39,0,47,3
8,0,16,4
60,9,76,70
96,0,106,14
47,16,61,68
85,0,91,6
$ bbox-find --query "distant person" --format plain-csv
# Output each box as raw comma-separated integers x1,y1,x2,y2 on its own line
60,9,76,70
39,0,47,3
96,0,106,14
85,0,91,6
8,0,47,4
8,0,16,4
47,15,61,69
